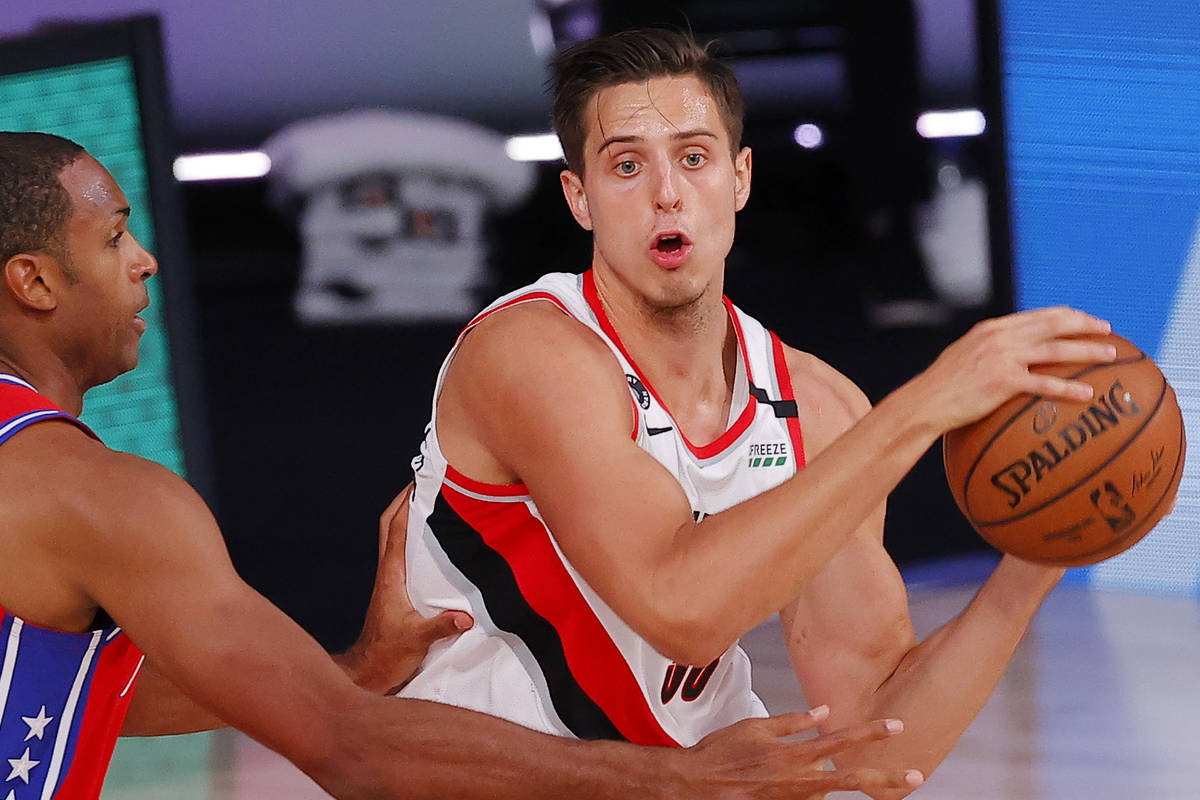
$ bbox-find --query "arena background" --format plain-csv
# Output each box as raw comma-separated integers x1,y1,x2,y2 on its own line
0,0,1194,647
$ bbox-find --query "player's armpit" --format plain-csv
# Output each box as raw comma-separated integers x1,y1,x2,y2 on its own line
121,659,225,736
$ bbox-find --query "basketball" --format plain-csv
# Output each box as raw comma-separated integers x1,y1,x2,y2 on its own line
943,333,1186,566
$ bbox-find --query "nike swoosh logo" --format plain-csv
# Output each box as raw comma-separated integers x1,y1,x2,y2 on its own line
647,426,674,436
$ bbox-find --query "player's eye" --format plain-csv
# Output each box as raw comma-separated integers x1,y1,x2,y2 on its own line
616,160,639,176
683,153,705,167
110,231,125,247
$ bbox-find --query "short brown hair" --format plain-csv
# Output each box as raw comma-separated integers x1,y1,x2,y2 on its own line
0,132,85,269
550,28,744,175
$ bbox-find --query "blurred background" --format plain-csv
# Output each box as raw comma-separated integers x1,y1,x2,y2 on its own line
0,0,1013,648
0,1,1197,794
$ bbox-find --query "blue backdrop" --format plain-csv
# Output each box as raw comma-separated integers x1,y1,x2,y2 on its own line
999,0,1200,593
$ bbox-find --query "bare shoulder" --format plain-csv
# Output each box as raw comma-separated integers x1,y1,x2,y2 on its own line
446,299,630,423
781,345,871,456
455,299,618,374
0,420,217,628
439,297,634,481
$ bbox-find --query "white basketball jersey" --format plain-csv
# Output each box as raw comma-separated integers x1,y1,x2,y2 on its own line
400,271,807,746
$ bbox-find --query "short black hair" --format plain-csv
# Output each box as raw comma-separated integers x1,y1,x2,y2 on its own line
550,28,744,175
0,132,86,268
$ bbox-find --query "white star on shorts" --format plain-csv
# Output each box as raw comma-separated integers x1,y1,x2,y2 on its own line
7,747,40,783
21,706,54,741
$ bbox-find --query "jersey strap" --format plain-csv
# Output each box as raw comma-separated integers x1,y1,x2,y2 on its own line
0,376,97,445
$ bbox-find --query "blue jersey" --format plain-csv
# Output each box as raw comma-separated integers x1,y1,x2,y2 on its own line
0,374,144,799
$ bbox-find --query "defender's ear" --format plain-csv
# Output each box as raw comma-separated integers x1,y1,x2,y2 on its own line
559,169,593,232
734,147,752,212
4,253,59,312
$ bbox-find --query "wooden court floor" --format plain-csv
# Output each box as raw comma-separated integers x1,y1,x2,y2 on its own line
102,570,1200,799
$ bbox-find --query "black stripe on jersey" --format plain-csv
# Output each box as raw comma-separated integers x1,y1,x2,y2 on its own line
750,384,799,418
427,491,624,741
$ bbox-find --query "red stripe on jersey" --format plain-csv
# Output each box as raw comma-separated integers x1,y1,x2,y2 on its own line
723,299,756,385
443,486,679,747
444,463,529,497
581,271,756,460
51,635,142,799
460,292,571,344
0,381,97,441
770,331,806,468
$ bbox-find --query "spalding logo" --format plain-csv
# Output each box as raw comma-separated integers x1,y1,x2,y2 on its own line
989,380,1142,509
626,374,652,410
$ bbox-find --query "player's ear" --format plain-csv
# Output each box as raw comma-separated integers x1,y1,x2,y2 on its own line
4,252,59,312
559,169,593,231
733,147,752,212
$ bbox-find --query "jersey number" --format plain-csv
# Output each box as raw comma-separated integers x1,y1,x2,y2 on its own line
660,658,719,704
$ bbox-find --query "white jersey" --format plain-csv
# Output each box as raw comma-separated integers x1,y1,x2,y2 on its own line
401,271,807,746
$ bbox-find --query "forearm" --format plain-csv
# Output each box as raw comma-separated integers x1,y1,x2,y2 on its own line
123,650,393,738
327,697,683,800
832,556,1062,799
654,381,941,660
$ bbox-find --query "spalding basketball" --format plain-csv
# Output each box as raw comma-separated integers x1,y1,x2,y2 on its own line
943,333,1185,566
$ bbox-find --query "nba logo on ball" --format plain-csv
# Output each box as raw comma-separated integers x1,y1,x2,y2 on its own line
943,334,1186,566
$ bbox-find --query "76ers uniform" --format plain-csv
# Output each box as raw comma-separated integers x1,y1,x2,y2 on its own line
401,271,805,746
0,374,144,798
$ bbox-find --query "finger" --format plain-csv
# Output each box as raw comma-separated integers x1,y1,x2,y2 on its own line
798,718,905,762
1025,339,1118,367
1021,373,1097,403
378,483,415,564
823,767,925,793
757,705,830,738
1008,306,1111,338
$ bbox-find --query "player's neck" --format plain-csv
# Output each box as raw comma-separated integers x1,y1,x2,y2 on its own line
593,271,738,442
0,347,86,416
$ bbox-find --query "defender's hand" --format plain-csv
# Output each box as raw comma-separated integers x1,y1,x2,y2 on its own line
340,484,473,694
675,706,924,799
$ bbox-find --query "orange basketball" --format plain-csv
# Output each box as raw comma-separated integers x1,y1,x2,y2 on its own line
943,333,1185,566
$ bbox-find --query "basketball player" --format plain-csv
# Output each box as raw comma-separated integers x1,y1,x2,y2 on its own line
0,130,924,799
397,28,1118,797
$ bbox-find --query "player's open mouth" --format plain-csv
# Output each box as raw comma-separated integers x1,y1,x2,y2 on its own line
649,232,692,268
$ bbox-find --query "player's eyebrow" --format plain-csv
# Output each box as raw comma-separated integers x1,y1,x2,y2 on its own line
113,207,131,218
595,129,719,154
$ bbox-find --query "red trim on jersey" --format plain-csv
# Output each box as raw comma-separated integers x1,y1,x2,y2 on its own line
770,332,806,468
444,486,679,747
52,636,143,799
581,271,756,459
722,298,756,385
460,292,570,343
444,464,529,497
0,380,97,441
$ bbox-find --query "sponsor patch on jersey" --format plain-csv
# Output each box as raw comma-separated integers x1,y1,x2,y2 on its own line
626,374,652,410
747,441,789,468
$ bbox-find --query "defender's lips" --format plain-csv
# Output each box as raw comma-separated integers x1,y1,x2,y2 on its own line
649,231,693,269
133,301,149,332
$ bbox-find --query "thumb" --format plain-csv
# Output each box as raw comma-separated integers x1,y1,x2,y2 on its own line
421,610,473,645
